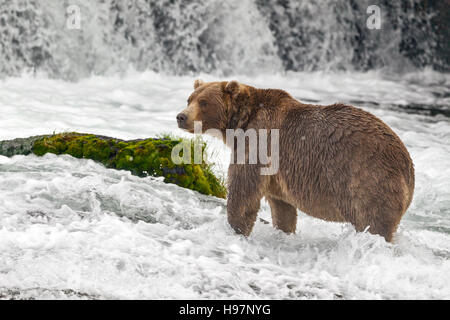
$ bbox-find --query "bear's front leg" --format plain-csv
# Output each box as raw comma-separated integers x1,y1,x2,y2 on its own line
227,164,263,237
267,197,297,234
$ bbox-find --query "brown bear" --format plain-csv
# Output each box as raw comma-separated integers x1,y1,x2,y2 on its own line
176,79,415,242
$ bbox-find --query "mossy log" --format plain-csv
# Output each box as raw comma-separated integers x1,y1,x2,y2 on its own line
0,133,226,198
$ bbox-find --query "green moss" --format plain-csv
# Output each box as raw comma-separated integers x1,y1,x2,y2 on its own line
30,132,227,198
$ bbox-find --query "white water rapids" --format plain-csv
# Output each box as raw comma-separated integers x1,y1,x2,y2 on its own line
0,70,449,299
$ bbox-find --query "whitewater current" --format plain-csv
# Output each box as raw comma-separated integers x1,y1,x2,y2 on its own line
1,0,447,79
0,71,449,299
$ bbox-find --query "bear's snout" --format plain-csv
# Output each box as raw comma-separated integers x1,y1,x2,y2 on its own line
176,113,187,127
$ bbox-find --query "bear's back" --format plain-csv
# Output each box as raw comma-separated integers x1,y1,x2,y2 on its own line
276,102,414,215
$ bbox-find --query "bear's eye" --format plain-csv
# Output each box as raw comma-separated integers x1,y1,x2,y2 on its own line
199,100,208,107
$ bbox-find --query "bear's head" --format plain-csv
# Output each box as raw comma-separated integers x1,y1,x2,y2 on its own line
176,79,252,135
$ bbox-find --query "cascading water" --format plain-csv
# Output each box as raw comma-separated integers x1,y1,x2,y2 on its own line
0,0,447,80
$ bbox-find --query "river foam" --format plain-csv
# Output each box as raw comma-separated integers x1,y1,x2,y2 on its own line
0,71,449,299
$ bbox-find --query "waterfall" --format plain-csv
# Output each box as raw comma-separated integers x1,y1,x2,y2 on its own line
0,0,447,80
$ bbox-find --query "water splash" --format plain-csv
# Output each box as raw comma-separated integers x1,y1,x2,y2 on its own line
0,0,446,80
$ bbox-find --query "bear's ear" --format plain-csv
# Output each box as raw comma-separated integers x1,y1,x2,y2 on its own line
225,80,240,99
194,79,204,89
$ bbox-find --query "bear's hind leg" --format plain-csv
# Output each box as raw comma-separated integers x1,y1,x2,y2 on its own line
352,205,402,243
366,216,401,243
267,197,297,234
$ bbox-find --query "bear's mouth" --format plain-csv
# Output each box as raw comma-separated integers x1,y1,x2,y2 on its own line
177,122,194,133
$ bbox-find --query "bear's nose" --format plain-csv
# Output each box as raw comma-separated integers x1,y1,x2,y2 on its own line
177,113,187,124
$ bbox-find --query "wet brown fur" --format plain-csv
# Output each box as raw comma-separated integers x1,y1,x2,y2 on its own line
178,80,415,242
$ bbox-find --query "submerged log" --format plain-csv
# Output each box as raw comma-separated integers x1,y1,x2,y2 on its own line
0,133,226,199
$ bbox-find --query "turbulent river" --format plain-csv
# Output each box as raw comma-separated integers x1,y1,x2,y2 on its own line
0,71,449,299
0,0,449,300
